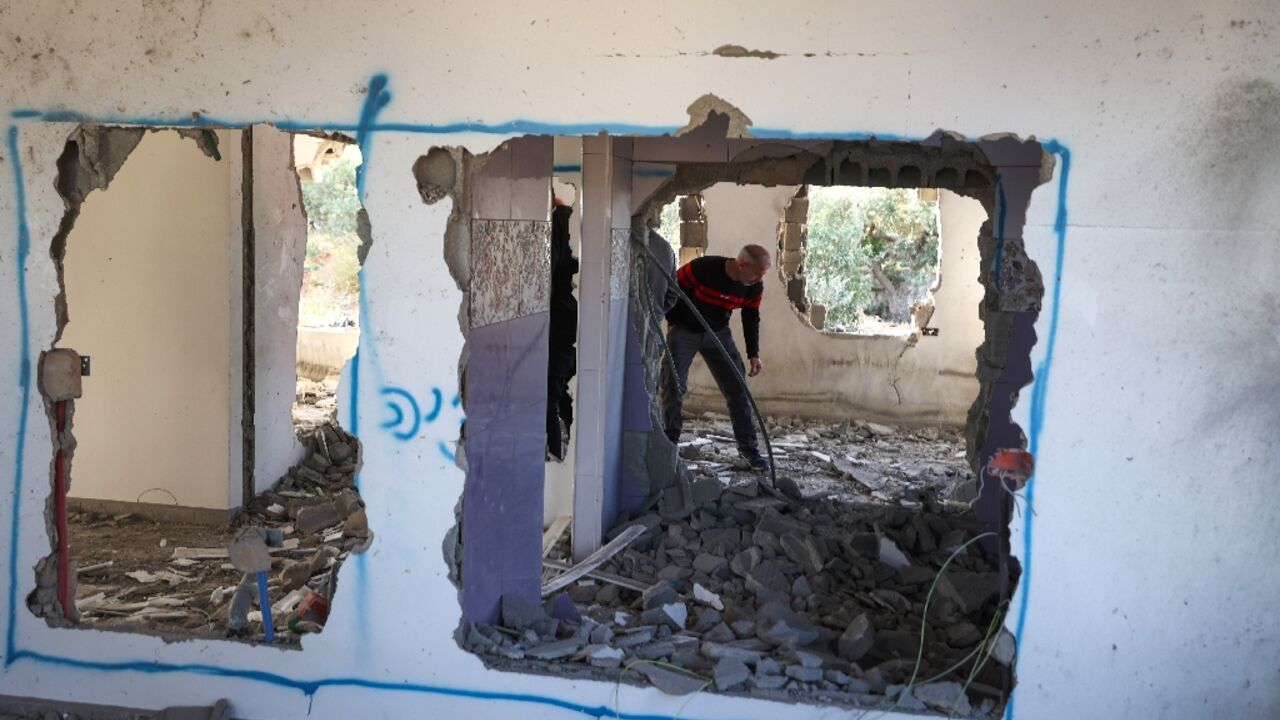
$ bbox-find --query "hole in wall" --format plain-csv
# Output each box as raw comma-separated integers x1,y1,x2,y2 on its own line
780,185,942,336
434,117,1049,716
28,125,373,646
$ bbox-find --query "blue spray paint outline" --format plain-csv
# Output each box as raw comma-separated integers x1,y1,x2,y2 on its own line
5,125,32,662
1002,141,1070,720
2,88,1070,719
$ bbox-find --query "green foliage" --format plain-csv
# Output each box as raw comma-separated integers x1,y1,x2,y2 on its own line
298,158,362,327
803,187,939,329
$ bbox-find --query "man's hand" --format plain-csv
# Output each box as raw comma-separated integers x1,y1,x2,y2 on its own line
748,357,763,377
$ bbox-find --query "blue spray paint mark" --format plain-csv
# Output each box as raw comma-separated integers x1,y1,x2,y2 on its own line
5,649,711,720
1004,141,1071,720
378,387,421,440
424,388,443,422
3,80,1068,717
993,173,1007,289
552,163,582,173
5,125,31,665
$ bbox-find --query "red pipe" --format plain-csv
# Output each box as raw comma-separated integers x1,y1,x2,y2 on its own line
54,400,71,620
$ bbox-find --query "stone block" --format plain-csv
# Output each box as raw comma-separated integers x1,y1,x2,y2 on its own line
784,197,809,223
808,304,826,330
779,222,806,251
680,221,708,249
679,195,704,221
39,349,82,401
780,249,805,271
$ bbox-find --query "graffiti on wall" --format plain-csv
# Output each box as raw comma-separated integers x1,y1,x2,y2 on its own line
2,73,1071,720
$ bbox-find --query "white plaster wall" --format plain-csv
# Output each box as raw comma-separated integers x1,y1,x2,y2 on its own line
59,130,233,510
0,3,1278,720
684,185,984,425
251,127,307,495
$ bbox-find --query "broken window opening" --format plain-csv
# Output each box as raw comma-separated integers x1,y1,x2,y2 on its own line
442,122,1045,717
292,135,363,435
782,186,942,335
29,125,372,647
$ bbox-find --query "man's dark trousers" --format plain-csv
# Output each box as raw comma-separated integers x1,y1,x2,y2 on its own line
661,324,759,453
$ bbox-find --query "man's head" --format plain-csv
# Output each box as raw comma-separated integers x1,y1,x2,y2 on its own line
732,244,772,285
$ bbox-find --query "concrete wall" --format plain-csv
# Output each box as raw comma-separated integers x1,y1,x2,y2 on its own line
59,130,234,510
1,3,1279,719
684,184,985,426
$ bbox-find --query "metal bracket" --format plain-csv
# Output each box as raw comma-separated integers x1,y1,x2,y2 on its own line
921,327,939,337
79,355,91,376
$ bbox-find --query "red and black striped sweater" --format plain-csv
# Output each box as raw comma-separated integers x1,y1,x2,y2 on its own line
666,255,763,358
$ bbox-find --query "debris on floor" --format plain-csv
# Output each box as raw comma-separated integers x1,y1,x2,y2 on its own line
465,422,1011,715
293,374,341,434
679,413,974,507
70,424,367,644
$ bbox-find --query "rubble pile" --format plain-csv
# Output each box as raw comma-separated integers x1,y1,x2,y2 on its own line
679,414,974,507
70,424,369,643
465,435,1012,715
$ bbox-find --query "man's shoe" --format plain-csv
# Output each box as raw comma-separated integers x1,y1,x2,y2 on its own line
740,448,769,471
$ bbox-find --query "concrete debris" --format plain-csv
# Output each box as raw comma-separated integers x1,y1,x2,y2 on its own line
913,681,973,715
838,614,875,662
66,424,365,645
992,628,1016,665
464,417,1003,712
634,663,707,695
692,582,724,611
713,657,751,690
878,537,911,569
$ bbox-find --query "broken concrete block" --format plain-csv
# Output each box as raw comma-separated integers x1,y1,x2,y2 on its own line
693,607,722,632
586,644,625,668
39,349,82,401
713,657,751,690
838,614,875,662
877,537,911,569
758,620,819,648
500,593,548,631
779,222,806,251
756,509,811,537
784,197,808,223
750,673,788,690
526,637,584,660
227,527,276,573
992,628,1016,665
692,582,724,611
692,553,728,575
744,561,790,599
913,681,972,716
704,622,736,643
295,502,342,534
701,641,765,665
641,602,687,630
866,422,897,436
635,663,705,695
690,477,722,506
808,304,826,330
780,532,826,574
784,664,823,682
642,583,679,610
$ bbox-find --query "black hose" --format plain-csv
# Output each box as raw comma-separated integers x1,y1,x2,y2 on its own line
628,230,798,501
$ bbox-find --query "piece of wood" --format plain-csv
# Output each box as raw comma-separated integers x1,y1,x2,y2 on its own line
542,558,649,593
76,561,114,575
541,524,645,597
541,516,571,558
